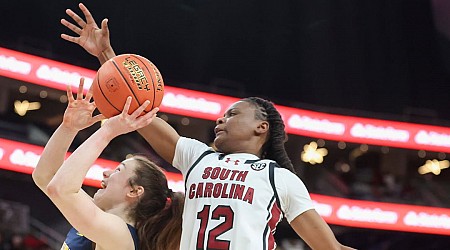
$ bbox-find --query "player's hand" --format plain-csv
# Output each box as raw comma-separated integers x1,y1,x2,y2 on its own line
101,97,159,138
62,78,105,132
61,3,111,58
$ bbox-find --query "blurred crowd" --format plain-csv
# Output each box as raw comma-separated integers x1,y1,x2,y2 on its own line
0,231,50,250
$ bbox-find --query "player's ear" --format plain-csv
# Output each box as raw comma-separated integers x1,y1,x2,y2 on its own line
128,186,144,198
255,121,269,135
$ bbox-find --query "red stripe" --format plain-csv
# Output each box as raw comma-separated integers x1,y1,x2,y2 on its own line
267,200,282,250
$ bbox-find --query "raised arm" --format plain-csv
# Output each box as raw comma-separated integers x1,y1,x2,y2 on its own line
46,97,159,249
61,3,116,64
32,79,104,193
290,210,356,250
61,3,181,164
137,119,180,164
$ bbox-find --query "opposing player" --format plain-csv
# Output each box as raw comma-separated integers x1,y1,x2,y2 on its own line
60,3,356,249
32,79,183,250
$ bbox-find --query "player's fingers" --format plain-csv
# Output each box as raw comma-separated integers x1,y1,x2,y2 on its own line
76,78,85,100
139,107,159,122
79,3,96,25
136,108,159,128
66,85,75,103
131,100,151,118
101,19,109,35
148,107,159,116
61,19,82,35
92,114,106,123
121,96,133,115
85,85,94,101
61,34,79,44
66,8,87,28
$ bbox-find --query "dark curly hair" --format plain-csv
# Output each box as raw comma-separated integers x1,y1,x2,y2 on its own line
242,97,295,173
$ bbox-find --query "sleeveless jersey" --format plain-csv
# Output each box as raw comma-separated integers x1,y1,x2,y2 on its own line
173,137,314,250
61,224,139,250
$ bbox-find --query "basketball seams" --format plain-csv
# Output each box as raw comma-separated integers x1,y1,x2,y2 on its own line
111,59,147,114
92,54,163,118
132,55,157,110
96,67,122,115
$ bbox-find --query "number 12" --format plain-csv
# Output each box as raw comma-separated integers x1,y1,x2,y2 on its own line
196,205,235,249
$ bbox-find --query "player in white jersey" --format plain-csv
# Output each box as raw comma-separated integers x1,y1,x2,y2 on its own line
60,3,356,249
173,137,314,249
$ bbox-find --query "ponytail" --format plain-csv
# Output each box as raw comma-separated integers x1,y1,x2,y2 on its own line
139,191,184,250
128,155,184,250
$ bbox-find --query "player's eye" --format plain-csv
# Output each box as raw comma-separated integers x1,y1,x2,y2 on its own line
225,110,237,117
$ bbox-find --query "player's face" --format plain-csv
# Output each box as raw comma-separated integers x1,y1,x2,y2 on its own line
214,100,265,153
94,158,137,210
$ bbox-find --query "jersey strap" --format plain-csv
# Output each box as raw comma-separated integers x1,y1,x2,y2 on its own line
269,162,285,217
126,224,139,250
244,159,259,164
184,150,215,191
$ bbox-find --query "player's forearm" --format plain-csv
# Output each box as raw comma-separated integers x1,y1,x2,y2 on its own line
137,117,180,164
98,46,116,64
32,125,78,191
47,127,113,196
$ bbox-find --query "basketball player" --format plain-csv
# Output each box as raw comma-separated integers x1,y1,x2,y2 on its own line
61,3,356,249
32,79,183,250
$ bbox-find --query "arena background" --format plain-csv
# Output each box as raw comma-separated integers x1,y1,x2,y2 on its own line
0,0,450,249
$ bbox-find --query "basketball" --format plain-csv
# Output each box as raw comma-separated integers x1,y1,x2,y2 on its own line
92,54,164,118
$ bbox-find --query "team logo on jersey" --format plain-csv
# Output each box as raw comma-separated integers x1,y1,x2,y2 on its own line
251,162,266,171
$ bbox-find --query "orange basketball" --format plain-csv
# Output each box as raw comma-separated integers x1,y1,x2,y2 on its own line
92,54,164,118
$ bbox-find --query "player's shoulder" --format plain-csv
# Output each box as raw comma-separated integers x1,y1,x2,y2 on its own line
179,136,208,147
179,136,215,152
268,162,298,177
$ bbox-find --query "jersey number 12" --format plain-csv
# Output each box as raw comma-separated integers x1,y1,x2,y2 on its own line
196,205,235,249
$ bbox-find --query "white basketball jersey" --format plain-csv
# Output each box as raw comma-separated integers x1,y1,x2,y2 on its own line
173,137,314,250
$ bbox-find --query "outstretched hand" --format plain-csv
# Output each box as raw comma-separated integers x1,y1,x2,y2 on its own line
63,78,105,132
101,97,159,138
61,3,111,57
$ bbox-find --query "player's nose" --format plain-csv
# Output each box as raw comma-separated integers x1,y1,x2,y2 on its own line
103,170,113,178
216,116,225,125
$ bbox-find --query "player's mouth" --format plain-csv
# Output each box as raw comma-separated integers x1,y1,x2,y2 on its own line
214,127,225,136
